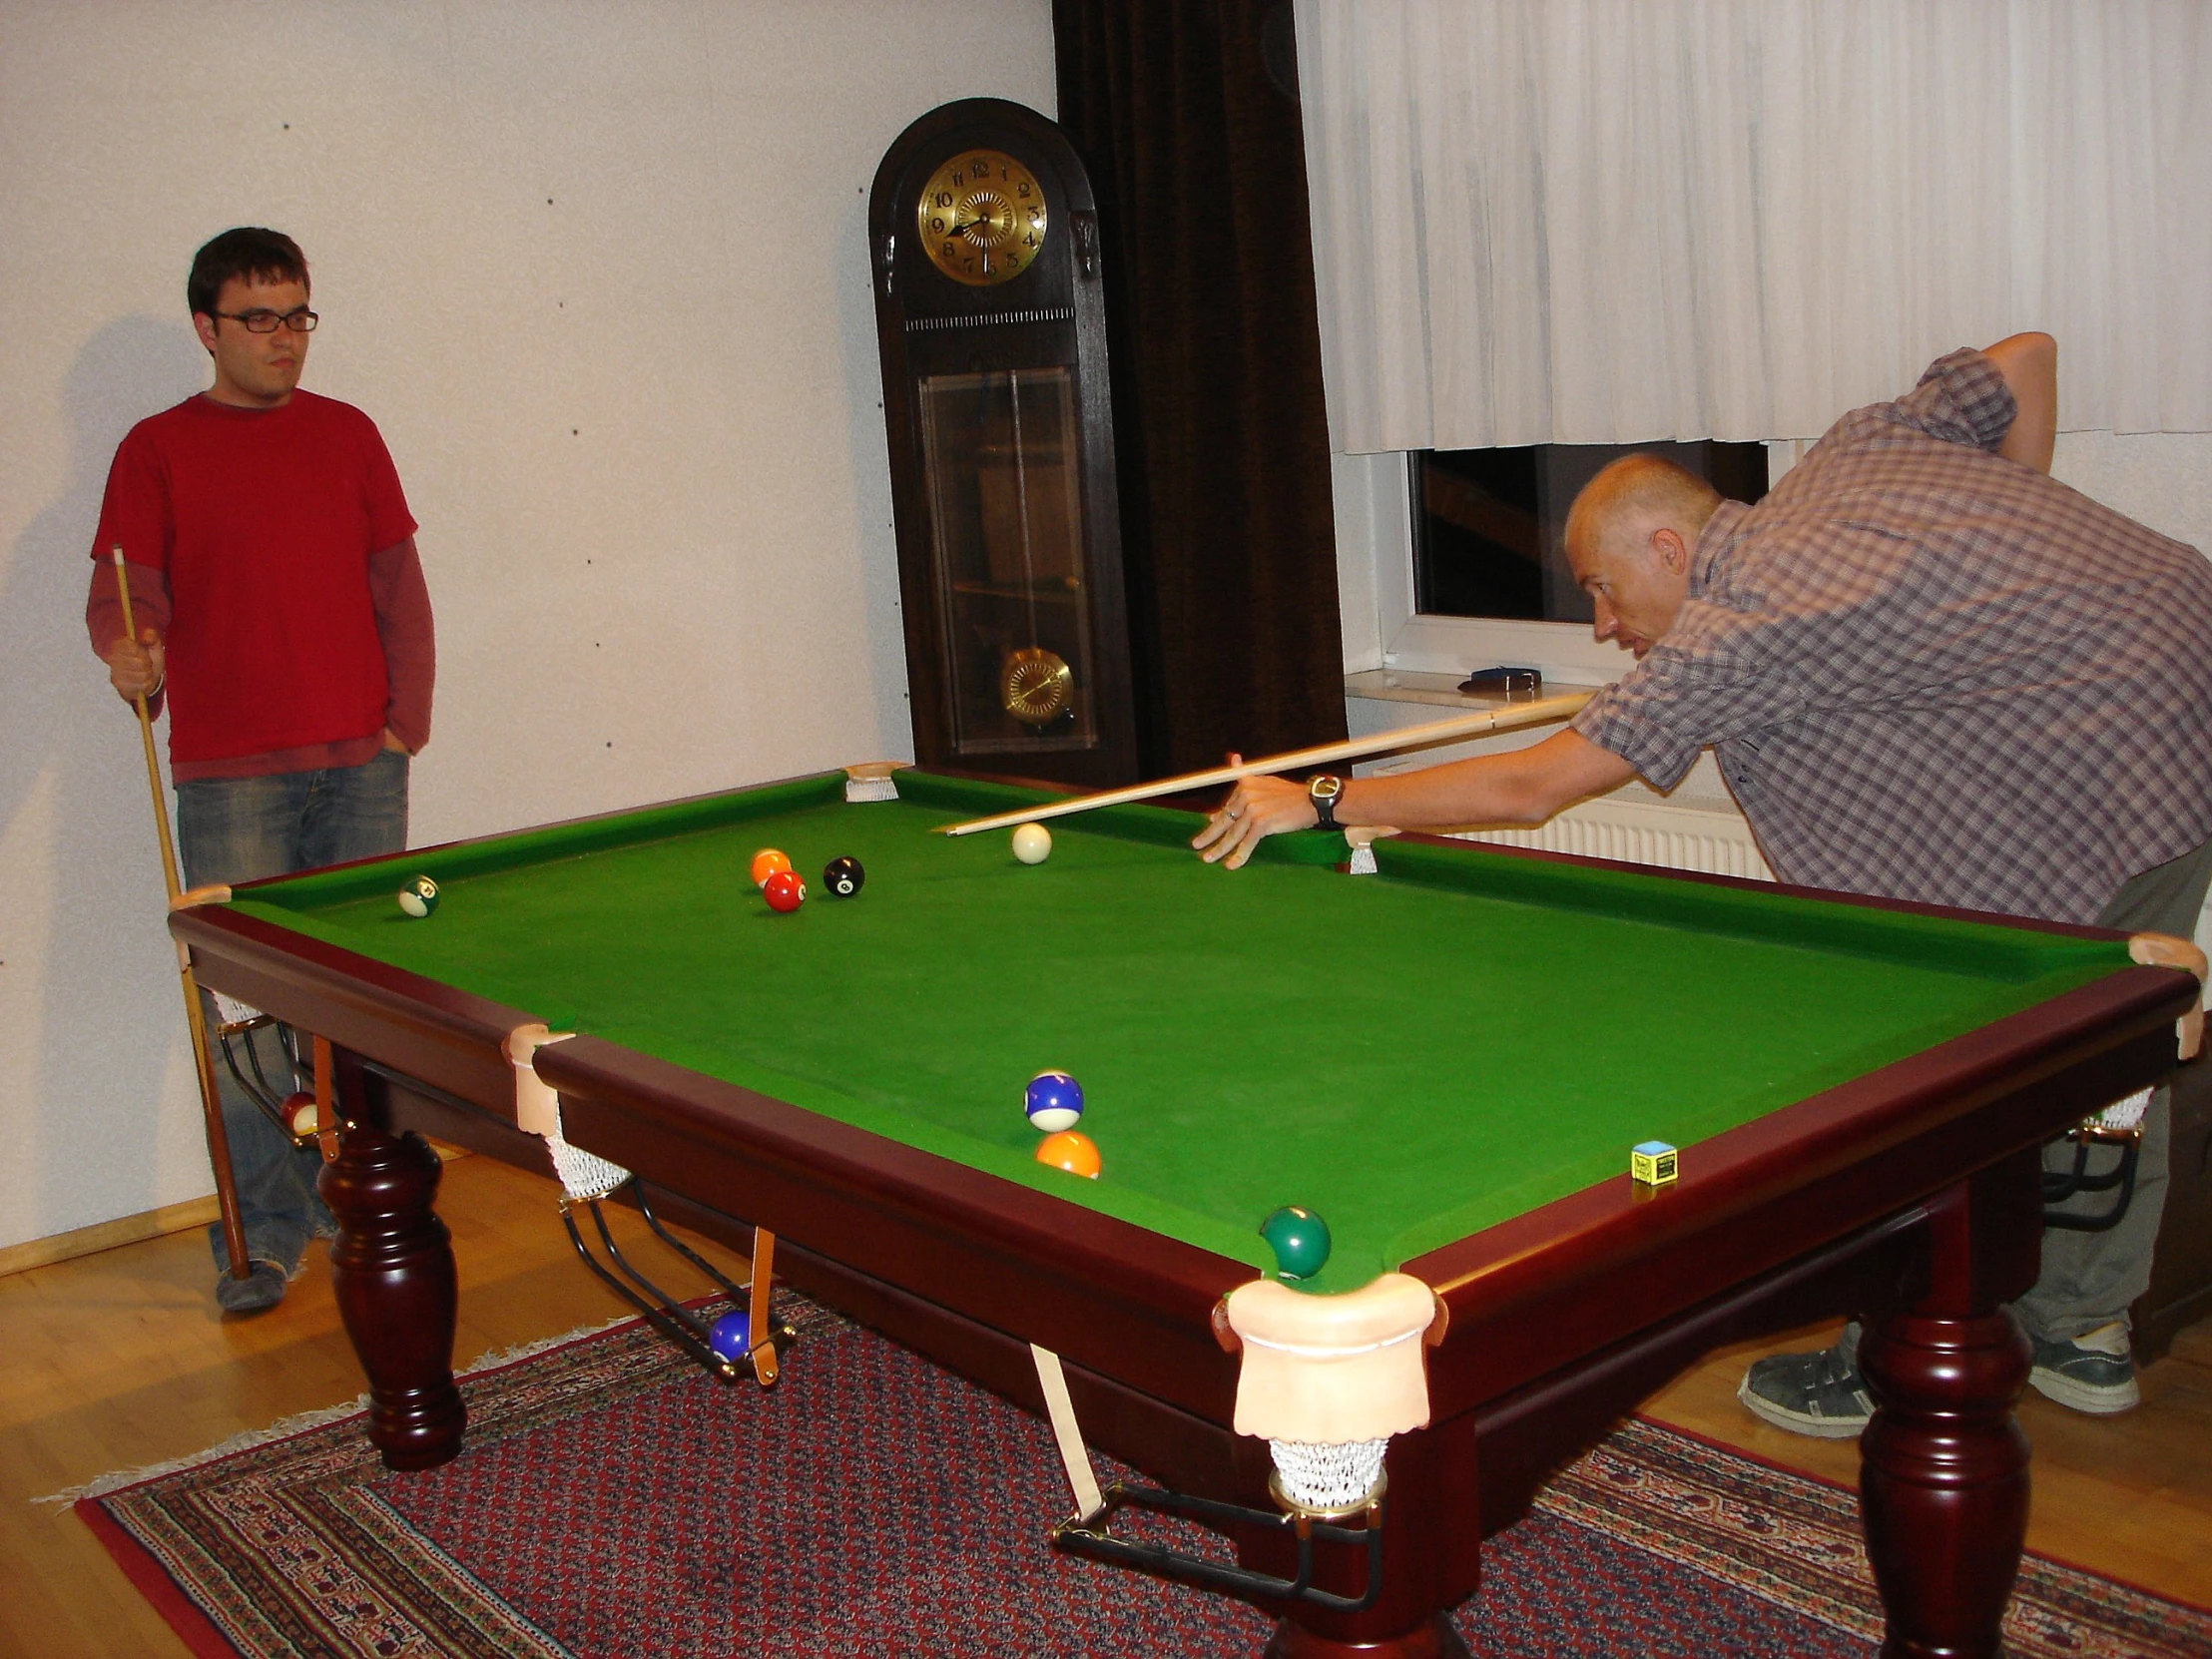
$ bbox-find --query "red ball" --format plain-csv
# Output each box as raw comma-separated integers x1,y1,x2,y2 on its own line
281,1092,319,1138
763,869,807,912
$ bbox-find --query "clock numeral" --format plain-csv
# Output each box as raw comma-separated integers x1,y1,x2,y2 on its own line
1023,232,1038,248
936,191,953,208
1016,181,1032,197
929,217,946,235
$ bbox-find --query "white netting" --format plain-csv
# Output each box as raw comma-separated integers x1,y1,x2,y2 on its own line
1268,1436,1388,1514
210,991,264,1027
1347,843,1379,875
547,1134,631,1201
845,776,899,802
2090,1088,2154,1134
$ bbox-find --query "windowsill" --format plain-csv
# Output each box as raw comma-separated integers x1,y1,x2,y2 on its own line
1343,667,1603,711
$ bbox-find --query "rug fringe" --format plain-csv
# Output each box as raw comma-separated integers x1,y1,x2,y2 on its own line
462,1311,636,1375
36,1314,640,1507
36,1396,371,1504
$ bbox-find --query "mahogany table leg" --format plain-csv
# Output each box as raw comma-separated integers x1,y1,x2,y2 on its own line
1858,1309,2033,1659
318,1123,466,1469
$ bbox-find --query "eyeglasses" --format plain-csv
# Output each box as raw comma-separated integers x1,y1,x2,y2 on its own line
213,307,318,333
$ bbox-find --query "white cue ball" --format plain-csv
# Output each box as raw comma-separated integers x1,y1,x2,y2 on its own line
1011,823,1053,865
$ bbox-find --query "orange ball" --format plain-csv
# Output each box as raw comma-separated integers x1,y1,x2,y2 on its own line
750,847,793,888
1035,1129,1101,1180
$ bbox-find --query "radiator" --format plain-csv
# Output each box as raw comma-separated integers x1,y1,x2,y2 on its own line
1453,798,1774,882
1367,738,2211,948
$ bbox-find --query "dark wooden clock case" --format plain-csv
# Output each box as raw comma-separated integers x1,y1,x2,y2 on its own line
868,98,1141,788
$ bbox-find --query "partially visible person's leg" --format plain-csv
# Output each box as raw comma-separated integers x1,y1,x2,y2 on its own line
1743,835,2212,1433
2013,835,2212,1410
286,744,411,1209
176,770,322,1313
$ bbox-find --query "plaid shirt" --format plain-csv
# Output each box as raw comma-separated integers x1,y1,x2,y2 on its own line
1573,349,2212,924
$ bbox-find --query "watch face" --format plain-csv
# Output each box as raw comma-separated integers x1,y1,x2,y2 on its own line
916,149,1048,286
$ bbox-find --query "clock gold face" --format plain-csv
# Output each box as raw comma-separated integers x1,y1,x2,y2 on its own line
917,150,1048,286
1000,647,1073,725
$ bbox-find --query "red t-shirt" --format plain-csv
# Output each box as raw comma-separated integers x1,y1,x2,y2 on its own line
90,391,419,766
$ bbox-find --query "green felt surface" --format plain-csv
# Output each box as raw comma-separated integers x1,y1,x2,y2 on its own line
229,773,2129,1292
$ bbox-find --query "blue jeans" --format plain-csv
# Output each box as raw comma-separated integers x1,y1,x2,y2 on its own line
177,750,410,1274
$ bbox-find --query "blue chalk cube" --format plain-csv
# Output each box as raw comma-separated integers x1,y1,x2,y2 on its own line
1630,1141,1679,1186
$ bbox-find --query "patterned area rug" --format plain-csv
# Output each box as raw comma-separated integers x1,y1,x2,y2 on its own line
73,1296,2212,1659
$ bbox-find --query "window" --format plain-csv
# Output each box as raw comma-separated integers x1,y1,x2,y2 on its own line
1411,442,1770,623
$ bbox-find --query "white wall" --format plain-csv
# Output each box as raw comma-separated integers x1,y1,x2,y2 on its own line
0,0,1057,1252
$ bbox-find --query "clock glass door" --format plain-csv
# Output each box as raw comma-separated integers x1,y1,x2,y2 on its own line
917,366,1097,755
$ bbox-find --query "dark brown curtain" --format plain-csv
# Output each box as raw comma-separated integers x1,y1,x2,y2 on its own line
1054,0,1348,778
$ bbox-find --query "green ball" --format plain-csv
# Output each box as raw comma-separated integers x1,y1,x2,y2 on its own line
396,875,439,918
1259,1205,1332,1281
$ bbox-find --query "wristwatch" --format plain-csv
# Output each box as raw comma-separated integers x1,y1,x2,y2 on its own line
1308,775,1345,830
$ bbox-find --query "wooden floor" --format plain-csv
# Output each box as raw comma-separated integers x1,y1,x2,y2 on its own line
4,1152,2209,1657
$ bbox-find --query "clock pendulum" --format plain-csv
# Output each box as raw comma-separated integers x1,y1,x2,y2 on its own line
993,368,1073,727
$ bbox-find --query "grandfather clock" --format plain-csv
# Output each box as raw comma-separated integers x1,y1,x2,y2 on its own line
869,98,1141,787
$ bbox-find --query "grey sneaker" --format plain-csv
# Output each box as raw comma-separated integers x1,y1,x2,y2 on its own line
1738,1332,1874,1438
214,1260,289,1315
2027,1330,2141,1414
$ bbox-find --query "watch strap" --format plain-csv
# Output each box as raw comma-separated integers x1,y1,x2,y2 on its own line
1309,775,1343,831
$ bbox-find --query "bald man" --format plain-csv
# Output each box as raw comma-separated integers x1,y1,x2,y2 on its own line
1195,335,2212,1430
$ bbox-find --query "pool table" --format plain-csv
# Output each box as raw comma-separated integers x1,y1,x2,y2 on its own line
169,767,2199,1659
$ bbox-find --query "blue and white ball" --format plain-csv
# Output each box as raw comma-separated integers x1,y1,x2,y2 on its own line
1025,1069,1085,1133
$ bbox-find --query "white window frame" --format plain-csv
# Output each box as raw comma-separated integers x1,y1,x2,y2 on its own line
1335,445,1804,682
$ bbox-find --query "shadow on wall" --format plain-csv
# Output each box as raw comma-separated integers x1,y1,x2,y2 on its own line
0,316,209,1235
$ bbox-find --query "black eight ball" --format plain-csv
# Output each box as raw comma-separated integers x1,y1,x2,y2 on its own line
823,855,865,897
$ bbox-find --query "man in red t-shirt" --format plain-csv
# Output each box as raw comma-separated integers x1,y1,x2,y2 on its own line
88,227,435,1314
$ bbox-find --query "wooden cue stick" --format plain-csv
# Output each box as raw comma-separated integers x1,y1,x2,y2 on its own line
933,690,1594,836
112,548,252,1280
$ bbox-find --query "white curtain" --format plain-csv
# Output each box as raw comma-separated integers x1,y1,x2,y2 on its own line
1293,0,2212,450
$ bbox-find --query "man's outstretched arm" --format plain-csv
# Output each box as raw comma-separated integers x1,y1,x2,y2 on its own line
1193,728,1637,868
1983,331,2056,474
